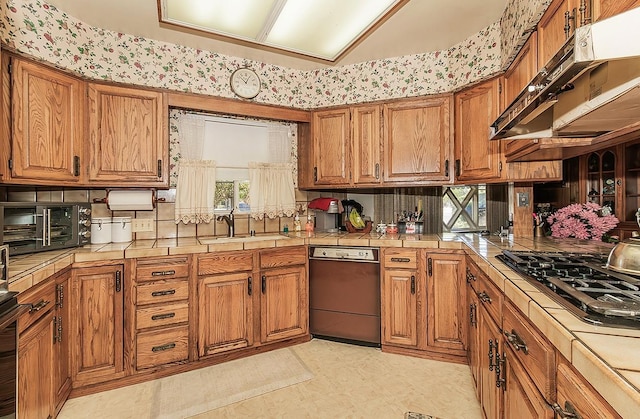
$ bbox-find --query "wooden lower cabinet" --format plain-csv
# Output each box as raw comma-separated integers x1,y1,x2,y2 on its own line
555,356,622,418
381,249,419,348
198,272,254,356
503,346,554,419
260,264,308,343
71,263,126,387
425,252,466,355
17,269,72,419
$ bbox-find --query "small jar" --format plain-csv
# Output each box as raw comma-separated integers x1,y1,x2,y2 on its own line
386,223,398,235
376,223,387,234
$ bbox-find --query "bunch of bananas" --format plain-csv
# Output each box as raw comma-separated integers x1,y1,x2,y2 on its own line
348,208,366,229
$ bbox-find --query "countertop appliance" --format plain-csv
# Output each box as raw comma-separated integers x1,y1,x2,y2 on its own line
491,7,640,140
309,246,380,345
0,202,91,255
497,250,640,328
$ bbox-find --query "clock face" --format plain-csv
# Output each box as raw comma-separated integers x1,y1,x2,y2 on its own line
230,68,261,99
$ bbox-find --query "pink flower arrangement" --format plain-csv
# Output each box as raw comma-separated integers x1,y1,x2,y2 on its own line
546,203,619,241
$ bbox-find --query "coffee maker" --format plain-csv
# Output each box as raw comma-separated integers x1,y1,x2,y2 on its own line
314,200,340,232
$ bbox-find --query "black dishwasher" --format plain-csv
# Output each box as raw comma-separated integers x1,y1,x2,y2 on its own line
308,246,380,345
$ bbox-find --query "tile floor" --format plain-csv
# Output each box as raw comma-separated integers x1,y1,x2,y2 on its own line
59,339,482,419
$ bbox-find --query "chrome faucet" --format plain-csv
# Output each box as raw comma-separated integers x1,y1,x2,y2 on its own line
216,209,235,237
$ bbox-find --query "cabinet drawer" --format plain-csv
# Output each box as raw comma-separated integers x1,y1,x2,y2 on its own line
474,269,502,323
136,256,190,282
198,251,254,275
136,302,189,330
503,301,556,402
383,249,418,269
136,280,188,305
260,246,306,269
16,280,56,334
136,325,189,369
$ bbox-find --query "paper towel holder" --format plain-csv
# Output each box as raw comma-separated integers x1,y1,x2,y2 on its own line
92,189,165,208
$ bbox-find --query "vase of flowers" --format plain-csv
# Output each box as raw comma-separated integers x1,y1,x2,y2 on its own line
546,202,619,241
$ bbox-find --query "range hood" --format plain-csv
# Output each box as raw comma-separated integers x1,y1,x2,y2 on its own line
491,7,640,140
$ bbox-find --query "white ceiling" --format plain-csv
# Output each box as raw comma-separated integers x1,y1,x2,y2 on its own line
46,0,508,70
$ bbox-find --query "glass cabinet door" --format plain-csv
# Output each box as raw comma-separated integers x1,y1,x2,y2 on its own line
625,142,640,226
586,149,616,215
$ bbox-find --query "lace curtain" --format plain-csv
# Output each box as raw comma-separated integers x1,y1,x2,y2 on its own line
175,114,217,224
248,162,296,220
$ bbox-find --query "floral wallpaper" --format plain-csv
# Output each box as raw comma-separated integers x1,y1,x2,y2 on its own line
0,0,550,109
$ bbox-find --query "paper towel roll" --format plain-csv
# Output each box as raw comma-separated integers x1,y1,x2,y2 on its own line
107,190,155,211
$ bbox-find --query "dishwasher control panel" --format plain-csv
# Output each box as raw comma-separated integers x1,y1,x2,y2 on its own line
309,246,378,261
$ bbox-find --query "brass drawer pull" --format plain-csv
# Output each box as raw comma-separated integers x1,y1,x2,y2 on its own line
151,290,176,297
27,299,50,313
477,291,492,304
151,342,176,352
390,257,411,263
552,401,583,419
504,329,529,355
151,312,176,321
151,270,176,276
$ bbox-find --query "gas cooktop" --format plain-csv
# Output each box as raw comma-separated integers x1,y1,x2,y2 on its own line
496,250,640,329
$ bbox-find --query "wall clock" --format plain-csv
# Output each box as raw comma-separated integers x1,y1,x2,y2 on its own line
230,67,261,99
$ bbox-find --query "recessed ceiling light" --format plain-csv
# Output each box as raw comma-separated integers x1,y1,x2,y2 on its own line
158,0,407,62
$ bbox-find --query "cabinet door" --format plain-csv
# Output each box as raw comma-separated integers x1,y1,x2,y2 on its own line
53,271,71,415
454,78,501,182
87,83,167,185
260,265,308,343
71,264,125,387
478,307,503,419
501,32,538,112
198,272,253,356
18,311,54,419
537,0,578,68
312,108,350,185
593,0,640,21
11,57,84,184
383,96,452,183
352,105,382,185
504,348,554,419
382,269,418,347
425,253,466,353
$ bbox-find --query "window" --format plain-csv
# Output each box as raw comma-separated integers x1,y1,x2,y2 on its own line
198,115,293,213
442,185,486,232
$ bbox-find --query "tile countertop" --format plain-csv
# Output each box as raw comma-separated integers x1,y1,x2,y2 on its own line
5,232,639,416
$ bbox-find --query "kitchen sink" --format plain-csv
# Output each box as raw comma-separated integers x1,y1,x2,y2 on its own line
198,234,288,245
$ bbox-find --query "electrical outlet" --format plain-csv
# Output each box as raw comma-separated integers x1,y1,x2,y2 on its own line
517,192,530,207
131,218,154,232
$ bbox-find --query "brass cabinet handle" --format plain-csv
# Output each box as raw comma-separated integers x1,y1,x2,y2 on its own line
504,329,529,354
495,351,506,390
151,342,176,352
248,276,253,296
427,257,433,276
410,275,416,295
28,299,50,313
151,312,176,321
466,267,476,283
477,291,492,304
151,289,176,297
151,270,176,276
390,257,410,263
469,303,477,327
261,275,267,294
375,163,380,179
115,270,122,292
552,401,583,419
488,339,496,371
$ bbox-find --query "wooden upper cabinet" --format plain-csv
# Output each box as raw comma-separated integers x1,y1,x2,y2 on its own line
311,108,351,186
383,96,452,184
537,0,579,68
592,0,640,21
9,57,84,184
501,32,538,112
352,105,382,185
87,83,167,186
454,78,502,182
